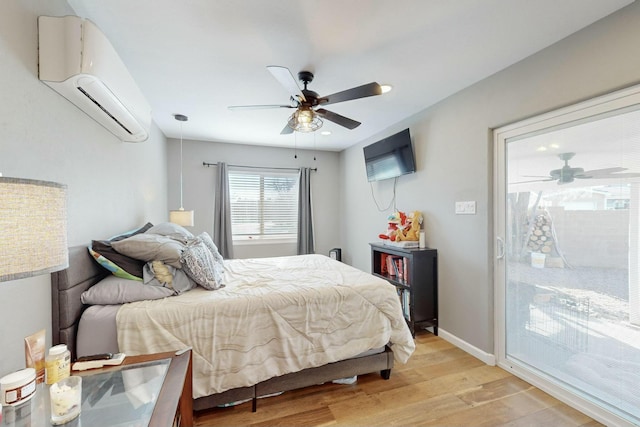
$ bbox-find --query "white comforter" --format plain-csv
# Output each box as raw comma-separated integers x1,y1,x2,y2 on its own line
116,254,415,398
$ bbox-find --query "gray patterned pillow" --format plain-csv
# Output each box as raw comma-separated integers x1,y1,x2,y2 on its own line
198,232,224,263
180,238,224,290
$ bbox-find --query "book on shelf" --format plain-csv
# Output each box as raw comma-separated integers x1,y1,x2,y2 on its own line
380,253,388,275
405,290,410,320
403,257,409,284
377,252,409,285
389,256,409,282
382,240,419,248
392,256,402,279
398,289,410,320
386,255,396,276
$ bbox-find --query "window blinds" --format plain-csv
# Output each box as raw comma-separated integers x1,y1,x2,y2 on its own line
228,169,299,238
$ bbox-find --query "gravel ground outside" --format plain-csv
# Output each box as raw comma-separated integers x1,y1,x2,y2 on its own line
509,262,629,320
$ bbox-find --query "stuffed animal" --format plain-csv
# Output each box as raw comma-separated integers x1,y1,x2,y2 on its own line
379,211,422,241
396,211,422,241
378,221,399,241
378,211,406,241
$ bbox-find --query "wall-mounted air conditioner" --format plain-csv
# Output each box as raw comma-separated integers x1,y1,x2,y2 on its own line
38,15,151,142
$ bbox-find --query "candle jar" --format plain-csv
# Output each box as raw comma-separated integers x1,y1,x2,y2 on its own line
49,376,82,425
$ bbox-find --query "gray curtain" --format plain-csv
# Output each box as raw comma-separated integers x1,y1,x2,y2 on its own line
213,162,234,259
297,167,314,255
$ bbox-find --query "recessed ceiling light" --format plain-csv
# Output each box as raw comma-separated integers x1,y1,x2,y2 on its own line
549,143,560,149
536,146,547,152
380,84,393,93
320,131,331,136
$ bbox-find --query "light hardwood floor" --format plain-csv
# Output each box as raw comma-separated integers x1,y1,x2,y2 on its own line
194,331,603,426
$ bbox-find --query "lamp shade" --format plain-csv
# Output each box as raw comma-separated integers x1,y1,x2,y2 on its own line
0,177,68,282
169,209,194,227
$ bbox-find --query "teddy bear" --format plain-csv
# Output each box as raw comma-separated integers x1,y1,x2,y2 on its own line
395,211,422,241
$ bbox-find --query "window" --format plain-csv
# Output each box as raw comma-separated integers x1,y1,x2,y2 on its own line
228,168,298,241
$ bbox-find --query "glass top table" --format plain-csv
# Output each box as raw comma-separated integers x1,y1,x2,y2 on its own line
1,358,170,427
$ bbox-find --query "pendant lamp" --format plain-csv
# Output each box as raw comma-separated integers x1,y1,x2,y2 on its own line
169,114,194,227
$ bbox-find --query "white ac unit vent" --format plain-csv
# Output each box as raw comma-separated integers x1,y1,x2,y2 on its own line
38,15,151,142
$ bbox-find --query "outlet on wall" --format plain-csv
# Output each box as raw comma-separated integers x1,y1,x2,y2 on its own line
455,201,476,215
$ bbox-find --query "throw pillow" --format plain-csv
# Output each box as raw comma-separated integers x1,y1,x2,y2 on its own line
198,232,224,263
180,238,224,290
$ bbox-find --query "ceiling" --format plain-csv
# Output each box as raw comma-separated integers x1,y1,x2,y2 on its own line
67,0,633,151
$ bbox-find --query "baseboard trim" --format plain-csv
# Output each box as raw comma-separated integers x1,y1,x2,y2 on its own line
437,328,496,366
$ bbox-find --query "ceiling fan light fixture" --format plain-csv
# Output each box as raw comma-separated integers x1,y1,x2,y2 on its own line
298,108,313,124
288,107,323,132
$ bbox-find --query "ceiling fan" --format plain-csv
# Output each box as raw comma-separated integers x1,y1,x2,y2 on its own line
514,152,640,185
228,66,383,134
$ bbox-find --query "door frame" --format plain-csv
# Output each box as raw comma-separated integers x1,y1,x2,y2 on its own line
493,83,640,427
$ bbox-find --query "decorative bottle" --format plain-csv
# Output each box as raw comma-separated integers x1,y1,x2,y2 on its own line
45,344,70,385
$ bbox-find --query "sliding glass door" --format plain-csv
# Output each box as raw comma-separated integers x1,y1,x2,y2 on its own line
494,85,640,426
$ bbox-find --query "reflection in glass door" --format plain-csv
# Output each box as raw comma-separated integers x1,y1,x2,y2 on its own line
495,86,640,427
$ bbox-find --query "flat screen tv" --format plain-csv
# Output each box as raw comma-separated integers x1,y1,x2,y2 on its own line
363,128,416,182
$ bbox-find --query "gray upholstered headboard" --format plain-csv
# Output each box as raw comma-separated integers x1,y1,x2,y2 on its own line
51,245,108,359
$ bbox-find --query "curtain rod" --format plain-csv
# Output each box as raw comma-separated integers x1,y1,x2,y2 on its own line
202,162,317,172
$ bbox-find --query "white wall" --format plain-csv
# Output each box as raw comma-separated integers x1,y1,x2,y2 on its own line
340,2,640,355
0,0,168,377
167,138,341,259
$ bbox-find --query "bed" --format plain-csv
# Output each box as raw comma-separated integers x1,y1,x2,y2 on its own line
51,227,415,412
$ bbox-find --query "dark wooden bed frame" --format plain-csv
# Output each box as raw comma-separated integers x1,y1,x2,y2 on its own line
51,245,394,412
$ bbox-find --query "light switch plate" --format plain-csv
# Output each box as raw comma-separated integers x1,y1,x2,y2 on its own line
455,201,476,215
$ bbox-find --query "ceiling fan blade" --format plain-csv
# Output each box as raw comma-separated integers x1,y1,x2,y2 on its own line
280,123,294,135
575,167,627,178
315,108,361,129
612,173,640,178
267,66,306,103
228,104,294,110
582,172,640,179
320,82,382,106
510,178,555,184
